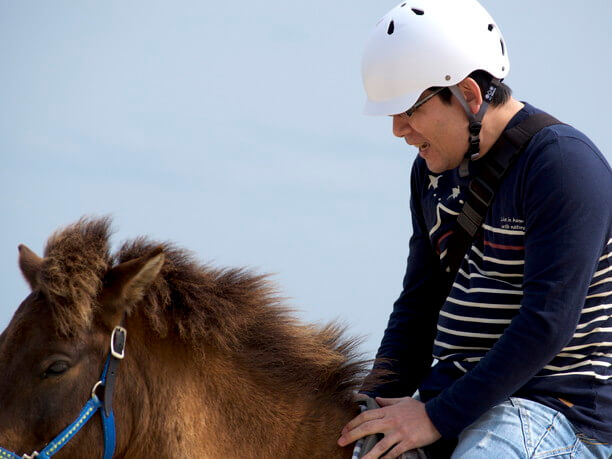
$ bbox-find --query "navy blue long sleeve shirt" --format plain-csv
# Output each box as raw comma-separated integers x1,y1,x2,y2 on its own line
368,103,612,442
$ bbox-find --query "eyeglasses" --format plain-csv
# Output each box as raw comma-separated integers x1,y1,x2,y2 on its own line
402,87,445,118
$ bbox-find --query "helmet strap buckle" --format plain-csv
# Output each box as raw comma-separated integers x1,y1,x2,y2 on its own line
449,81,500,163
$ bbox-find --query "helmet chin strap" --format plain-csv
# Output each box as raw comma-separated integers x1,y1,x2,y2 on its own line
449,78,501,177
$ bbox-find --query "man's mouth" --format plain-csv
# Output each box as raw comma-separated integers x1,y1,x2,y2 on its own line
418,142,430,152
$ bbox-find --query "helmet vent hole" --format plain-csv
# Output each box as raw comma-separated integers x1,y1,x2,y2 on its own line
411,8,424,15
500,39,505,56
488,24,495,31
400,2,406,6
387,20,395,35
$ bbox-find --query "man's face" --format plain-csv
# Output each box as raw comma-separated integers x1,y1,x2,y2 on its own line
392,89,469,173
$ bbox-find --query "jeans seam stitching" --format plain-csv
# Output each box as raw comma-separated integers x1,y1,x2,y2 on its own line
530,411,558,457
530,411,581,458
515,398,533,456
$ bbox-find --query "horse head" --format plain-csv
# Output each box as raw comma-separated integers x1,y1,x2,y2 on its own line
0,219,164,457
0,217,365,458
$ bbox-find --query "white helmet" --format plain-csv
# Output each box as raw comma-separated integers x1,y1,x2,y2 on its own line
362,0,510,116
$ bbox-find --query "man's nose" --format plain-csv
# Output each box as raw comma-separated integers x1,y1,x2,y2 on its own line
392,115,414,138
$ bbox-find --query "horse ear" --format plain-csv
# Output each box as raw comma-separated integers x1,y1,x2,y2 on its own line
18,244,44,290
100,247,165,323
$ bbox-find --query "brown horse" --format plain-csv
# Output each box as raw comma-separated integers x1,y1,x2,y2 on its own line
0,217,367,458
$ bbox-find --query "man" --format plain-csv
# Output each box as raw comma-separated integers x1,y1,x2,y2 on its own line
337,1,611,457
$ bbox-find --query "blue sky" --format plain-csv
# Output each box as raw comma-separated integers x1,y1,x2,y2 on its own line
1,1,610,358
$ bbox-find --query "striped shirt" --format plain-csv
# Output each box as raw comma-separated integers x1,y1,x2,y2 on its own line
368,104,612,442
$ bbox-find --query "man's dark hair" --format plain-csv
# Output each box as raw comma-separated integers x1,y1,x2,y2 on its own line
436,70,512,106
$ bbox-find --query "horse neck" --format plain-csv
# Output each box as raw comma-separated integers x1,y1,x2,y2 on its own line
198,347,358,458
115,316,356,458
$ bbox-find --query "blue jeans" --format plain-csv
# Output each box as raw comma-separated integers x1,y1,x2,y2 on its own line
451,398,611,458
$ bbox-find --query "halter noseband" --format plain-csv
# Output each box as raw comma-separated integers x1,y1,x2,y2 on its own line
0,326,127,459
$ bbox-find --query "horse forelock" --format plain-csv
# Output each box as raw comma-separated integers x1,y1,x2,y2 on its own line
38,217,112,336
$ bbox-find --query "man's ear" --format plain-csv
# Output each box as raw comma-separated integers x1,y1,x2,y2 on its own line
457,77,483,115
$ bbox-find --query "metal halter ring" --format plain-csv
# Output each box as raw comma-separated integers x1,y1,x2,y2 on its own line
91,380,104,399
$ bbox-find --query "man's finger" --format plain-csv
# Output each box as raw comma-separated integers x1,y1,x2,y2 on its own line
380,441,411,459
338,418,385,447
362,433,401,459
342,407,384,433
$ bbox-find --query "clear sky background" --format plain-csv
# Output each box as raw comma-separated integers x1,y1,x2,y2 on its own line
1,1,611,359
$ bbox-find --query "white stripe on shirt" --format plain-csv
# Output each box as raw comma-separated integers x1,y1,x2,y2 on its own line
467,260,524,279
446,296,521,310
576,315,611,330
581,303,611,314
562,341,612,352
452,282,523,295
439,310,512,324
471,246,525,266
437,324,502,339
573,327,612,338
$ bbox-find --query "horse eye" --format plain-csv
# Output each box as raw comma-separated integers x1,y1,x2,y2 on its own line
43,361,69,378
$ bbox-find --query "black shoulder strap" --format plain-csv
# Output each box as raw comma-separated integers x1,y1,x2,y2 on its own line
443,112,563,281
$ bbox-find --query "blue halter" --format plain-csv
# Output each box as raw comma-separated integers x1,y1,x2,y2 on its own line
0,326,127,459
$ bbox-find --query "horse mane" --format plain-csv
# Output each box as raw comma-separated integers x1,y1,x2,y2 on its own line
38,217,366,401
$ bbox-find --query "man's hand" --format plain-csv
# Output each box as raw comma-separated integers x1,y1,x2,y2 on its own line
337,396,441,458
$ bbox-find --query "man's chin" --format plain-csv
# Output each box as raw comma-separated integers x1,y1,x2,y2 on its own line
424,161,445,174
423,157,460,174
